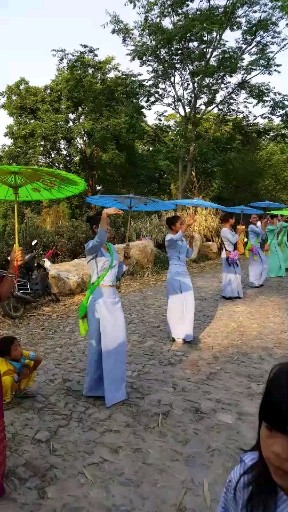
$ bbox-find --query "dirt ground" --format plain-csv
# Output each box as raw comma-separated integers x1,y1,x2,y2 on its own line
0,259,287,512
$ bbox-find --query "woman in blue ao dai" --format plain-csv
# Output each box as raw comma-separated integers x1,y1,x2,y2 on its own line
248,214,268,288
165,214,196,346
84,208,130,407
218,362,288,511
220,213,243,300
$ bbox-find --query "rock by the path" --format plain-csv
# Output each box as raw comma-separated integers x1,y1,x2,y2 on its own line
49,240,155,295
200,241,219,260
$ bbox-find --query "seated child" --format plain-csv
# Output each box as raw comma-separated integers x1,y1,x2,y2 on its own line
0,336,42,403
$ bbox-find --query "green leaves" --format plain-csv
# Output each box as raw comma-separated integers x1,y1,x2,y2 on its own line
109,0,288,195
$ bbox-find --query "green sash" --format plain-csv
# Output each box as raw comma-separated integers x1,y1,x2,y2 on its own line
78,243,114,337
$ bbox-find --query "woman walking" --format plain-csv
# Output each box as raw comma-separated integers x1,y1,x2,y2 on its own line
165,214,196,346
266,215,285,278
220,213,243,300
0,247,24,497
83,208,130,407
247,214,268,288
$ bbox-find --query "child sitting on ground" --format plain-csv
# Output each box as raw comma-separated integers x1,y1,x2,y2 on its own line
0,336,42,403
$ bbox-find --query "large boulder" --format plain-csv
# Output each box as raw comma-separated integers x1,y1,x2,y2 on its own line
190,233,202,260
49,240,155,296
199,241,219,260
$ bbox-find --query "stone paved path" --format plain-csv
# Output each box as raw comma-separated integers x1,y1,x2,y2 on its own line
1,261,287,512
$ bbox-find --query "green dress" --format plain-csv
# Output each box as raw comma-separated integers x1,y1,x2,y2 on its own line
266,225,286,278
278,222,288,270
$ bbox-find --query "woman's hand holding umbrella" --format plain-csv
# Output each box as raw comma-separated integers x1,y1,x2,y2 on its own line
99,207,124,232
9,247,24,273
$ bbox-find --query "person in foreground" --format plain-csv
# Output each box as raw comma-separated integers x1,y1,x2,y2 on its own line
0,336,42,403
218,361,288,511
0,247,24,497
220,213,243,300
247,214,268,288
165,214,196,345
84,208,131,407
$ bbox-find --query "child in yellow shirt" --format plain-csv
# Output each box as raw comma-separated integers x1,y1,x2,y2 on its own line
0,336,42,403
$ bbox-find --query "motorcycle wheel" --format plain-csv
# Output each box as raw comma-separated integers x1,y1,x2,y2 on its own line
1,297,25,319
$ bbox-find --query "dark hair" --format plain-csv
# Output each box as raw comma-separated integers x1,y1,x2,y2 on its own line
0,335,18,358
269,214,277,220
166,215,181,230
220,212,235,224
86,212,102,233
236,362,288,511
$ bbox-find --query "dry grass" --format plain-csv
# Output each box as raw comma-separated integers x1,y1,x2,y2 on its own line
128,207,220,244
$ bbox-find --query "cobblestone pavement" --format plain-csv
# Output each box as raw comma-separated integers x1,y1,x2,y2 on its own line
1,260,287,512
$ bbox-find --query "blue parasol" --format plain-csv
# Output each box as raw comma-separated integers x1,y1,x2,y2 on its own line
173,198,226,210
223,205,263,223
249,201,287,210
86,194,175,242
223,205,264,214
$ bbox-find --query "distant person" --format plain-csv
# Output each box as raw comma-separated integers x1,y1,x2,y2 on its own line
247,214,268,287
278,218,288,270
266,215,285,278
165,214,196,345
256,215,263,229
220,213,243,300
218,362,288,510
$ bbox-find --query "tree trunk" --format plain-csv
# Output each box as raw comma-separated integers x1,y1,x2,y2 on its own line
178,125,199,198
178,155,184,198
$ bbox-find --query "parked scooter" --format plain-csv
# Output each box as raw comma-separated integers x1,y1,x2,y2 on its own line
1,240,60,319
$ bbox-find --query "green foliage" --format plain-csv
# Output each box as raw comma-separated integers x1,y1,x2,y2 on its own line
109,0,288,196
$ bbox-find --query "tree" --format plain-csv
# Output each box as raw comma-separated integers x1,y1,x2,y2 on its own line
0,45,147,196
109,0,288,197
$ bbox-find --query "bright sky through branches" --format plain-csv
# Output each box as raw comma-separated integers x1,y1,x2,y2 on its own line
0,0,287,144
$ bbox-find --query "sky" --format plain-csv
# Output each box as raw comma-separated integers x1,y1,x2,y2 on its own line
0,0,288,145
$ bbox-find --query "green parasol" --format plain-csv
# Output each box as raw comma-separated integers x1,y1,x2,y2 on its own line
269,209,288,216
0,165,86,247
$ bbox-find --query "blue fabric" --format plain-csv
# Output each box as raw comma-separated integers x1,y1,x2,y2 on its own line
86,194,175,211
248,224,268,287
223,206,263,214
165,231,195,341
250,201,287,209
220,228,243,298
86,229,126,286
173,198,225,210
84,231,127,407
217,452,288,511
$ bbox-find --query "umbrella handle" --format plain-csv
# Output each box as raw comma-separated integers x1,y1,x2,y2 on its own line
126,211,132,244
14,190,19,248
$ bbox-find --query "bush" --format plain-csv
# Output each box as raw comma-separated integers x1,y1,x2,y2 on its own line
0,203,221,268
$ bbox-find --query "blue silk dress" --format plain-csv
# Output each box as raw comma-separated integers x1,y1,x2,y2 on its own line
84,228,127,407
247,224,268,287
220,228,243,299
165,231,195,342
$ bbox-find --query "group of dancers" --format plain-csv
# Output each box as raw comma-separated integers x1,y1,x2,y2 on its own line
0,209,288,507
220,212,287,300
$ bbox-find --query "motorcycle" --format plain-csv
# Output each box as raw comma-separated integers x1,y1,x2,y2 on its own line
1,240,60,319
